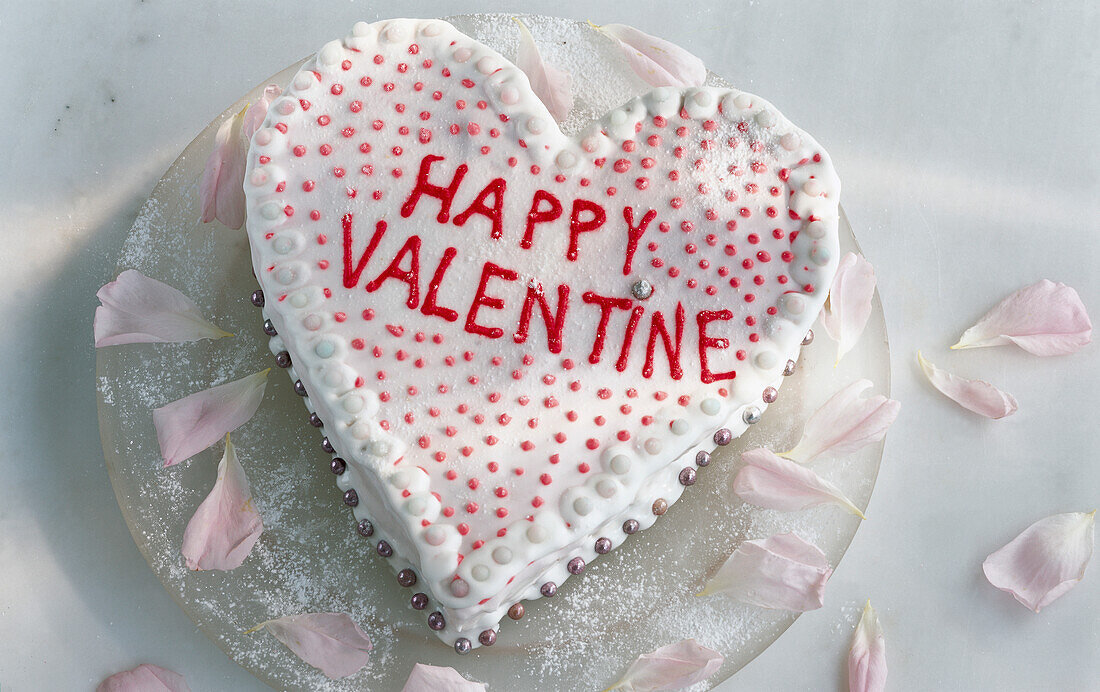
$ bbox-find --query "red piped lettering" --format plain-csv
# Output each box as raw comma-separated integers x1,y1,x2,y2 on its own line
615,305,645,372
622,206,657,275
697,309,737,383
582,291,632,364
465,262,518,338
421,246,460,322
400,154,468,222
567,199,607,261
514,282,570,353
454,177,507,239
643,302,685,380
366,235,421,308
521,189,563,249
342,214,387,288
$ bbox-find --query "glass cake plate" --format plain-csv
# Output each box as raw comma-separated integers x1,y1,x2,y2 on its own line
96,13,890,691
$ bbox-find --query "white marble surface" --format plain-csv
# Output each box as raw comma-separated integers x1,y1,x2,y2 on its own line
1,1,1097,690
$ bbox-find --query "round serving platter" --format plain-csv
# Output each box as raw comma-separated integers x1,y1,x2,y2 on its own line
96,13,890,691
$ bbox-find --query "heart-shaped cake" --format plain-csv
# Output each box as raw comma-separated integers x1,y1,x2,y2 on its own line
243,18,840,652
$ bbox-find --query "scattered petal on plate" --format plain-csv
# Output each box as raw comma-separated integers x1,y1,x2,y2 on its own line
241,84,282,140
97,664,191,692
591,22,706,88
246,612,372,679
917,351,1017,419
181,435,263,571
952,279,1092,356
848,601,887,692
983,511,1095,613
514,18,573,122
698,532,833,611
822,252,877,365
94,269,232,347
604,638,723,692
783,379,900,463
153,369,270,467
199,105,250,229
401,663,486,692
734,448,865,518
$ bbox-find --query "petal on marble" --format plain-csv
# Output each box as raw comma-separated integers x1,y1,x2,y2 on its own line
952,279,1091,356
241,84,282,140
734,448,865,518
604,639,723,692
199,105,249,229
698,532,833,611
401,663,486,692
94,269,232,347
97,664,191,692
848,601,887,692
246,612,372,679
983,511,1095,612
783,380,900,463
822,252,877,364
181,435,263,571
917,351,1018,419
592,23,706,88
153,369,269,467
514,18,573,122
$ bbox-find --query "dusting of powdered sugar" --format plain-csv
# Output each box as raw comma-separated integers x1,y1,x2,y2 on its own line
96,13,888,691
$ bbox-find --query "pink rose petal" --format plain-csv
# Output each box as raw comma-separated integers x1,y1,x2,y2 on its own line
606,639,723,692
848,601,887,692
248,612,372,679
783,380,900,463
698,532,833,611
94,269,232,347
241,84,282,140
952,279,1092,356
199,105,249,229
822,252,877,364
514,19,573,122
734,448,865,518
983,511,1095,613
594,23,706,88
97,664,190,692
917,351,1017,419
153,369,270,467
401,663,486,692
181,435,263,571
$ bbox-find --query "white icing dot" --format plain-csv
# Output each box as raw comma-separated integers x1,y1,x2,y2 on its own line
471,565,490,581
260,202,281,220
453,47,472,63
323,369,343,387
806,221,827,239
274,267,295,285
425,526,445,546
352,21,371,37
526,117,545,134
500,85,519,105
319,41,342,66
249,169,268,186
451,578,470,596
277,99,296,116
351,421,372,440
670,419,689,436
733,93,753,110
314,340,335,358
303,314,322,331
408,497,426,515
556,151,577,169
526,525,547,543
492,547,512,565
651,87,670,102
573,497,593,516
755,351,779,369
802,179,824,196
581,135,601,153
609,110,627,126
780,132,801,151
644,438,663,455
273,236,294,254
810,245,831,266
477,56,498,74
422,23,441,37
289,292,308,308
293,72,314,90
755,110,777,128
383,24,405,43
783,293,806,315
692,91,713,107
701,398,721,416
342,394,364,413
391,470,410,488
609,454,631,474
596,479,617,498
253,129,273,146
